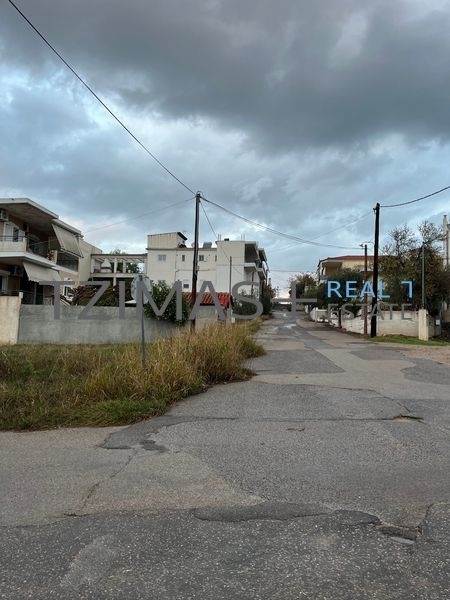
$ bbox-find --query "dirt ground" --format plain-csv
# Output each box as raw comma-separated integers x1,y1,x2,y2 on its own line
399,345,450,367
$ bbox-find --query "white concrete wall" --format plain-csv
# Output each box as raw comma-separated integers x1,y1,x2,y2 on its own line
343,312,419,336
309,308,328,322
0,295,21,344
337,310,440,338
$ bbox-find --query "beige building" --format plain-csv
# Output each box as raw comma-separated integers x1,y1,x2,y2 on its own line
0,198,101,303
147,232,268,294
317,254,374,281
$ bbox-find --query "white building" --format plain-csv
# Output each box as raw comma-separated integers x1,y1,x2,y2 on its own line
443,215,450,267
146,232,268,295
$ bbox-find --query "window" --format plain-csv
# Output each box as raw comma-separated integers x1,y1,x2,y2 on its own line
157,254,166,262
181,254,186,262
199,255,205,261
183,280,190,289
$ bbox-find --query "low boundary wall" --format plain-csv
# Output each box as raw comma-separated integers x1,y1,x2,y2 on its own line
17,305,179,344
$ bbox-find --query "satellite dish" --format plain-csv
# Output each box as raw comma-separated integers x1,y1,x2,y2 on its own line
131,274,151,301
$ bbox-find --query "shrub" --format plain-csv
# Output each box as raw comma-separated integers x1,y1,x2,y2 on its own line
144,281,190,325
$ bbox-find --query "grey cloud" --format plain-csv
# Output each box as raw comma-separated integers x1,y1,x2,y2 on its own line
2,1,450,150
1,0,450,294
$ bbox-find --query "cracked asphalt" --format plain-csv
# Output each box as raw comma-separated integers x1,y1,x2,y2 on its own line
1,311,449,599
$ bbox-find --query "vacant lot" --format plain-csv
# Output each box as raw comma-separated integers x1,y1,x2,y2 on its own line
0,323,263,430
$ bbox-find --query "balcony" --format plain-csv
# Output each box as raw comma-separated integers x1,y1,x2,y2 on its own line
0,235,53,259
0,235,27,253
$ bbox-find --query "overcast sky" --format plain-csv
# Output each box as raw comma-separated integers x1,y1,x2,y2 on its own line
1,0,450,293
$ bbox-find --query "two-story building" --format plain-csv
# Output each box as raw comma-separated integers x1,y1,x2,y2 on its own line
317,254,374,282
0,198,101,303
146,232,268,295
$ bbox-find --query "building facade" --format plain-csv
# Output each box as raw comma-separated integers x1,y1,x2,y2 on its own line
317,254,374,282
146,232,268,295
0,198,101,303
0,199,269,304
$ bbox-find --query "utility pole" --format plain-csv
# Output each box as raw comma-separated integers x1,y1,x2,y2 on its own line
360,243,368,336
421,242,425,309
370,203,380,338
139,273,146,367
228,256,232,321
191,191,201,331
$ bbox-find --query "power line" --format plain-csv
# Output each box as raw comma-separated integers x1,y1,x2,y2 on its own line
85,197,193,233
7,0,196,196
27,197,193,251
269,212,373,255
270,268,315,273
200,200,243,278
201,196,361,250
380,185,450,208
200,201,218,239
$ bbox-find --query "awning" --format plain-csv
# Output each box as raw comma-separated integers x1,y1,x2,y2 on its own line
23,261,61,283
52,223,82,257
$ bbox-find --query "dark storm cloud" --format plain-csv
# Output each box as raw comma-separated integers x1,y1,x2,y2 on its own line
3,0,450,149
1,0,450,293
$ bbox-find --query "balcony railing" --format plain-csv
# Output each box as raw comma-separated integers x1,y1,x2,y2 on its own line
0,235,51,258
0,235,27,252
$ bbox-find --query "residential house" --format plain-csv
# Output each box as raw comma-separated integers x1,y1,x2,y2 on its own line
317,254,374,282
146,232,268,295
0,198,101,303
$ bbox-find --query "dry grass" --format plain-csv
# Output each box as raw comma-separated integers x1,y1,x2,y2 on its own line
0,322,264,431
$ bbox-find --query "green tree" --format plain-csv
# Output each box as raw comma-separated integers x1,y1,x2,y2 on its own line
110,248,141,274
380,221,450,315
319,267,364,317
288,273,317,298
260,283,276,315
144,281,189,325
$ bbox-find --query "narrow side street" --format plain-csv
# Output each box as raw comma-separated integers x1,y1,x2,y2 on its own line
1,312,449,599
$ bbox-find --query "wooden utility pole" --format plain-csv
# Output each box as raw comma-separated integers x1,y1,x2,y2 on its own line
361,243,368,336
228,256,232,320
370,203,380,338
138,273,146,367
191,192,201,330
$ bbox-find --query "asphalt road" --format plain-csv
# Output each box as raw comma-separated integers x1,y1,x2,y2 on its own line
1,312,449,599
